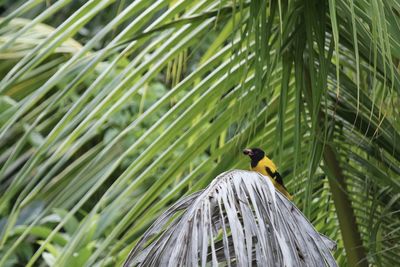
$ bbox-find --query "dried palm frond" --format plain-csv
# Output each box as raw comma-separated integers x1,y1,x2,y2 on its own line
124,170,337,267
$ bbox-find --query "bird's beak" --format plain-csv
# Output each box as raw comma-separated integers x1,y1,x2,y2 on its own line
243,148,253,156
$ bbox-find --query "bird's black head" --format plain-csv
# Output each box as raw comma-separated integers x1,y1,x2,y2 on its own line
243,148,265,167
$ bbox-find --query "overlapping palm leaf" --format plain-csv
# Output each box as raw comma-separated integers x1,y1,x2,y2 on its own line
0,0,399,266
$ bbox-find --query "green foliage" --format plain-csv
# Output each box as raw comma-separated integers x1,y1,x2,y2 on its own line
0,0,399,266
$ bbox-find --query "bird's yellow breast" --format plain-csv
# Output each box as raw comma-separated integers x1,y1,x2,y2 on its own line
250,156,293,200
251,157,280,190
252,156,278,175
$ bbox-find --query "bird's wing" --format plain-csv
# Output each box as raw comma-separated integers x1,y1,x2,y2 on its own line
265,167,287,190
274,172,287,190
265,167,274,178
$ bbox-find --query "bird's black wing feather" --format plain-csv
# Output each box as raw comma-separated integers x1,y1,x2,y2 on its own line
274,172,287,189
266,167,288,190
265,167,274,178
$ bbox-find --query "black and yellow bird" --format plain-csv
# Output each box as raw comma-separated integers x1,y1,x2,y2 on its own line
243,148,293,200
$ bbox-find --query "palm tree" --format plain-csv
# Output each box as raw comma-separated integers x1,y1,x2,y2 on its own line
0,0,398,266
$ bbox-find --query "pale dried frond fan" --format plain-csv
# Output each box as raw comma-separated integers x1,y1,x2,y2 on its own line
123,170,337,266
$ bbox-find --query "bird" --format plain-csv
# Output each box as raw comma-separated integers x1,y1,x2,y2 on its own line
243,148,293,200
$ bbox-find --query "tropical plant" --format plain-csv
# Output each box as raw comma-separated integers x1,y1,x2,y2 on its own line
0,0,399,266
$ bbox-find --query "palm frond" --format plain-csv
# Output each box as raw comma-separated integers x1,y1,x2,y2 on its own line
124,170,337,267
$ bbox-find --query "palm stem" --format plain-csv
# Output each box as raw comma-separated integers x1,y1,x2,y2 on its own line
323,145,367,267
303,66,367,267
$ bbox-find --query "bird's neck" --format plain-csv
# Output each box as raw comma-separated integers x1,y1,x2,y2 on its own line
251,158,259,168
